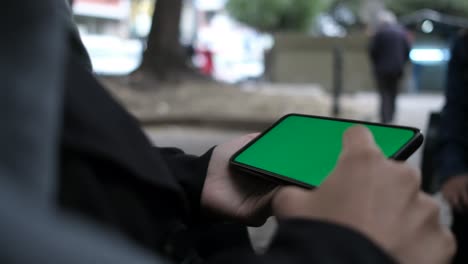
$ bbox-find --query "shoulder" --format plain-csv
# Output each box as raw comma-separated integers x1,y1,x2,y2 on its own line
452,31,468,54
461,30,468,48
456,29,468,46
58,0,93,70
453,30,468,76
459,29,468,37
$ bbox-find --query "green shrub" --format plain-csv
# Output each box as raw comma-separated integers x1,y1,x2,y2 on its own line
226,0,332,32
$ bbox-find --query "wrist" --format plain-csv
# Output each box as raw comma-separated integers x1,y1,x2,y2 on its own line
272,187,314,220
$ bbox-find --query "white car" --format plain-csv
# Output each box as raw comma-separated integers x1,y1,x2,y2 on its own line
80,34,143,76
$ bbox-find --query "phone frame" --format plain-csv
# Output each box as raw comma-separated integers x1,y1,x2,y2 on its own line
230,113,424,189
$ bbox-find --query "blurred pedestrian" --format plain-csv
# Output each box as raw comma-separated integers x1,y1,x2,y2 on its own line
369,11,411,123
438,30,468,264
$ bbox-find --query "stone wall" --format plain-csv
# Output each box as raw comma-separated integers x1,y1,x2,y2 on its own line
267,33,413,93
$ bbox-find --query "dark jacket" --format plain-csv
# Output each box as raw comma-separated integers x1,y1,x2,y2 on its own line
438,32,468,184
370,23,411,78
59,52,395,264
57,4,395,264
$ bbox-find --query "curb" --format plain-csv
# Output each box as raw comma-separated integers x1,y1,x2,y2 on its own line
139,117,275,131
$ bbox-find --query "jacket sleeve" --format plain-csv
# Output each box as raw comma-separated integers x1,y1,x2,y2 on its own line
206,219,395,264
437,36,468,185
157,149,396,264
158,147,214,224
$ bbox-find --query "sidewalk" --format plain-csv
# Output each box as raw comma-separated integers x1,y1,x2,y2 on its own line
106,79,445,168
105,79,444,130
104,78,444,138
104,80,379,130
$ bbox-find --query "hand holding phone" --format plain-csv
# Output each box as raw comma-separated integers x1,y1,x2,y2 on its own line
272,126,454,264
230,114,424,189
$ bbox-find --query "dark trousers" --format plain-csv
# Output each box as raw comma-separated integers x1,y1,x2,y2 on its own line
452,212,468,264
376,75,401,124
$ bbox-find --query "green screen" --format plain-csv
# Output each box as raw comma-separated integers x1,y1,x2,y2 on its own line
234,115,416,187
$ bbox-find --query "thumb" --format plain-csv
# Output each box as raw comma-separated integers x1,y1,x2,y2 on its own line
342,126,381,155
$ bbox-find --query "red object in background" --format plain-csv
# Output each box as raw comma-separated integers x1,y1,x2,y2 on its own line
199,49,214,76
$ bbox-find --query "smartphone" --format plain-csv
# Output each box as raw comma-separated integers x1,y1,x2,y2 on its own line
230,114,424,189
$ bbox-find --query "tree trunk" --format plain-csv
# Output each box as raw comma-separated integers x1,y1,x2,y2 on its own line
137,0,198,82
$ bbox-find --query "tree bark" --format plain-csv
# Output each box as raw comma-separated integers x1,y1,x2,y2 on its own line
137,0,196,82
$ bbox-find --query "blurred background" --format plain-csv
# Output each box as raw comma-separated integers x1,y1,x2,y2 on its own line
70,0,467,163
70,0,467,250
72,0,465,87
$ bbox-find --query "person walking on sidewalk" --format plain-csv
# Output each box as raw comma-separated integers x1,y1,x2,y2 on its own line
369,11,411,123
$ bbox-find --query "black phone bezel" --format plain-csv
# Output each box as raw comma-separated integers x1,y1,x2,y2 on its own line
229,113,424,189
